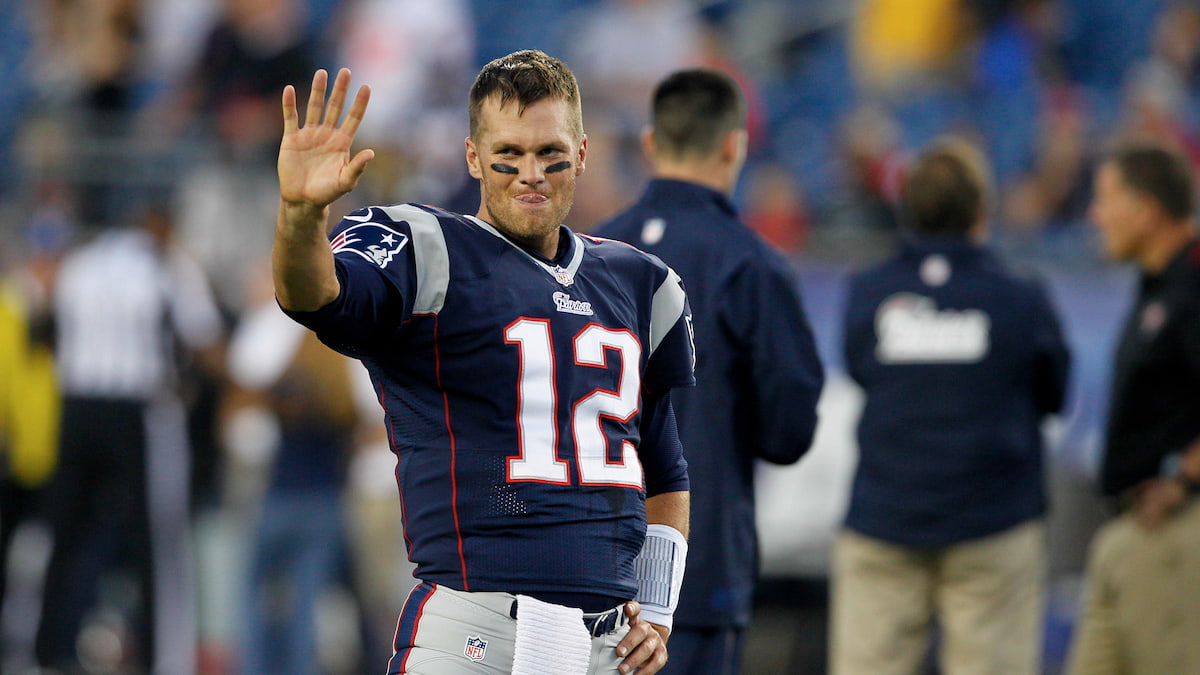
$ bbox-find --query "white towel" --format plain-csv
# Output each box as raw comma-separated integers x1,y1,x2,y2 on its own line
511,594,592,675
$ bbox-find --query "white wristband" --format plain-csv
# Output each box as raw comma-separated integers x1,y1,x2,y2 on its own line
632,524,688,631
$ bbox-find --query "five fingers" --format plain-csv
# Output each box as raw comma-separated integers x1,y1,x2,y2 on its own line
284,68,371,136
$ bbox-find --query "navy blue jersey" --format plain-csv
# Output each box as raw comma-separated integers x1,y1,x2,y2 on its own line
596,179,824,628
287,204,695,604
841,237,1070,547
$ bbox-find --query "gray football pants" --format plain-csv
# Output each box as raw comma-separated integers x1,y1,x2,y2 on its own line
388,583,632,674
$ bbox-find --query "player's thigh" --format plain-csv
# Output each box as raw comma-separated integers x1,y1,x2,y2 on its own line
400,649,502,675
389,585,516,675
937,519,1046,675
830,530,937,675
586,623,632,675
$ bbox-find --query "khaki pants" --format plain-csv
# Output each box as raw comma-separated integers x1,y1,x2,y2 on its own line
830,520,1046,675
1065,498,1200,675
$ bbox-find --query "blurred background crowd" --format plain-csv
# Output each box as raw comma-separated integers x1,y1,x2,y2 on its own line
0,0,1194,673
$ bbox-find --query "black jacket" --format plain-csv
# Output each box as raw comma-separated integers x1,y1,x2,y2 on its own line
1103,239,1200,496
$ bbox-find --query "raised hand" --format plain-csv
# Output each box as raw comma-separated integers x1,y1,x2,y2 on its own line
278,68,374,208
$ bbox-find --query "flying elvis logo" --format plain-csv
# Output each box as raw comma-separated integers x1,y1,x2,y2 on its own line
330,218,409,269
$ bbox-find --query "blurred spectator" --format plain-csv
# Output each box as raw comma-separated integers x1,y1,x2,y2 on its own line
1059,0,1161,131
19,0,147,228
225,291,358,675
743,161,812,255
1002,88,1091,234
466,0,585,65
564,116,629,231
186,0,313,158
137,0,221,109
566,0,705,120
851,0,969,97
173,0,316,315
832,138,1070,675
966,0,1068,189
996,85,1098,264
334,0,474,209
0,241,60,671
694,18,769,153
0,0,35,201
563,0,707,198
1111,2,1200,165
37,201,223,674
1065,140,1200,675
68,0,142,119
849,0,972,157
840,104,906,228
723,1,858,219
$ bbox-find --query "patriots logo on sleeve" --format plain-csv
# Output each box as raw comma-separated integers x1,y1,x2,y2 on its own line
330,218,410,269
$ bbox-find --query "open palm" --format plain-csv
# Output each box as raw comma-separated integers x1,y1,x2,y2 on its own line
278,68,374,208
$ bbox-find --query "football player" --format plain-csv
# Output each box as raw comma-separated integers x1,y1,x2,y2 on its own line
274,51,695,675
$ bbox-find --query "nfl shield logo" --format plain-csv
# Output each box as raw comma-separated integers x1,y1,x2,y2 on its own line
464,635,487,661
552,265,574,287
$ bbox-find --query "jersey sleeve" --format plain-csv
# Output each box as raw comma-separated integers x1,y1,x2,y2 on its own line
283,205,423,357
637,389,689,497
644,266,696,394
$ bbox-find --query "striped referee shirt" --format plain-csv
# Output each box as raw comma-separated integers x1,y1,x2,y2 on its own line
54,228,222,400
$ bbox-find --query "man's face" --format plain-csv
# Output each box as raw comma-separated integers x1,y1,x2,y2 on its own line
1089,162,1154,262
466,96,586,257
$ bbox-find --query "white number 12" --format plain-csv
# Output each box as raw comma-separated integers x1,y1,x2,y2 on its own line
504,318,644,488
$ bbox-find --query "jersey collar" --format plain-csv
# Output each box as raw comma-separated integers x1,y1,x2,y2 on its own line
466,217,585,287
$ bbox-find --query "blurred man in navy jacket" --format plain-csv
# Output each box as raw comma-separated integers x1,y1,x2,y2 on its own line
595,68,824,674
833,138,1070,675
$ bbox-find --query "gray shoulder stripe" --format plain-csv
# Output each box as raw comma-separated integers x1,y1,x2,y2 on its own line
650,267,686,355
380,204,449,314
